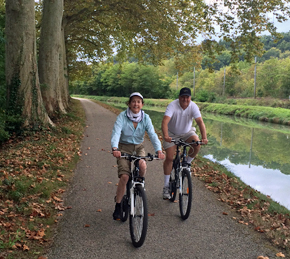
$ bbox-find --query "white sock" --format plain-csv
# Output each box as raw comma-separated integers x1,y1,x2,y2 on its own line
186,157,194,164
164,175,170,188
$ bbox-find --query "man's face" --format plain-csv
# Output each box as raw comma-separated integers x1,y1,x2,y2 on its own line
179,95,191,109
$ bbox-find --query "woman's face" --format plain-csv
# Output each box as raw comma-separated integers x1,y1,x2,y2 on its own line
129,96,144,114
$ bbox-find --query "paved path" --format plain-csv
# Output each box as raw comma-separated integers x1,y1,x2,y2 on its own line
47,98,282,259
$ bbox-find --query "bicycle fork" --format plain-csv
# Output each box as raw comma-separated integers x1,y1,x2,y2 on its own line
130,181,145,216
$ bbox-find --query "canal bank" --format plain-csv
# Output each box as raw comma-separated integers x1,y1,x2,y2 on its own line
74,95,290,126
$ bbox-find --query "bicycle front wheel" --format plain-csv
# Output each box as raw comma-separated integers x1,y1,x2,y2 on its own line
129,184,148,247
179,168,192,220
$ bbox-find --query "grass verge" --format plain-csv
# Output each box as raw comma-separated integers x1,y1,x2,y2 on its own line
0,99,85,259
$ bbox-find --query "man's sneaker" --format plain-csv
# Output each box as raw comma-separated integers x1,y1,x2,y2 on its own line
163,187,171,200
113,203,121,220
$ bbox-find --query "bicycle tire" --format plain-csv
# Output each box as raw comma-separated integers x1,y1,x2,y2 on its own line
179,168,192,220
120,195,129,222
129,184,148,247
169,168,177,202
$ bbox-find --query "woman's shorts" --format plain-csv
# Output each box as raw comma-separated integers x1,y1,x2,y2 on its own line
162,127,198,150
117,143,145,178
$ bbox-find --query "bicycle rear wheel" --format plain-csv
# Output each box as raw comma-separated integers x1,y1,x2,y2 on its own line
169,168,177,202
120,195,129,222
129,184,148,247
179,168,192,220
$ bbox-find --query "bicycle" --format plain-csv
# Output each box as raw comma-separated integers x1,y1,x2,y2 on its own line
119,152,159,248
168,139,204,220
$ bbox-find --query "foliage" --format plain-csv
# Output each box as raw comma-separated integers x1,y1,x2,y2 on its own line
61,0,290,79
194,89,216,102
71,63,173,99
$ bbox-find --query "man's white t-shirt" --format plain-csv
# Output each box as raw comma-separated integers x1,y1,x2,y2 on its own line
164,99,201,135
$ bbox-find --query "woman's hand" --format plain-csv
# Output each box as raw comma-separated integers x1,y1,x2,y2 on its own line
157,150,165,160
112,150,121,158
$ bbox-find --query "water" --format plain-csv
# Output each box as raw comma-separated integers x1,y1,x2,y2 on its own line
112,104,290,210
200,113,290,210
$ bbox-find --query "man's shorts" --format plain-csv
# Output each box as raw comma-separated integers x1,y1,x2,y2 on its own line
117,143,145,178
162,127,198,150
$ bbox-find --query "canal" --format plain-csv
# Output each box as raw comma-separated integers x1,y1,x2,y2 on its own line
112,103,290,210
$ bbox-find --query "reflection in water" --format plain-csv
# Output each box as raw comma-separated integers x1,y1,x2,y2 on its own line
201,113,290,210
205,155,290,210
113,104,290,210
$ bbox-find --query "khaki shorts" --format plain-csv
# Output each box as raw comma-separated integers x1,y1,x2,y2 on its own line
162,127,198,150
117,143,146,178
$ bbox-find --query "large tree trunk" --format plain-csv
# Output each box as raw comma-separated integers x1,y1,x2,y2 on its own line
5,0,52,128
38,0,65,118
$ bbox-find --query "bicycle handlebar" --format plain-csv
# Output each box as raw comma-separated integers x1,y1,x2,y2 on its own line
171,139,204,146
120,152,159,161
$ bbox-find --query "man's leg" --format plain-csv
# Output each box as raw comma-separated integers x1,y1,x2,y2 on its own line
163,145,175,199
185,135,201,163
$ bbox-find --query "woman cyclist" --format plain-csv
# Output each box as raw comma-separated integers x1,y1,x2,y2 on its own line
111,92,165,220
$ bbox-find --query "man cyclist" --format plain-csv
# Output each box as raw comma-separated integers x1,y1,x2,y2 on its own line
161,87,208,199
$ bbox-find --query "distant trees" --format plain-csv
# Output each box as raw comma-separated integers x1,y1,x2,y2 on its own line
71,63,172,99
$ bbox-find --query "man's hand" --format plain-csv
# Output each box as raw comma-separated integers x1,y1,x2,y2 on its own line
163,136,172,143
201,138,208,145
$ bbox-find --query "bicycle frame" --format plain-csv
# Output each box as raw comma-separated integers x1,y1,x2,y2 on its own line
121,153,155,216
169,139,203,219
129,160,145,217
173,142,190,193
119,152,157,247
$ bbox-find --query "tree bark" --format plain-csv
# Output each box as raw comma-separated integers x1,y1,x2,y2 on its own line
5,0,52,127
38,0,65,118
59,20,70,111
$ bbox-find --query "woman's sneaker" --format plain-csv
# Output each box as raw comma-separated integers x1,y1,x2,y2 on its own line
163,187,170,200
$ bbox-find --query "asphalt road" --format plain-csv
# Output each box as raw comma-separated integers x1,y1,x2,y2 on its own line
47,98,283,259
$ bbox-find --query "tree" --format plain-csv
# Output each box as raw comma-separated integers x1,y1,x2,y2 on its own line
4,0,290,130
257,58,280,97
5,0,52,129
38,0,65,118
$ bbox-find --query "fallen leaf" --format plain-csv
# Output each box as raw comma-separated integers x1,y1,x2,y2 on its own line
257,256,269,259
276,252,285,257
53,196,62,202
23,244,29,251
97,209,102,212
148,213,155,216
222,212,228,215
84,224,90,227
